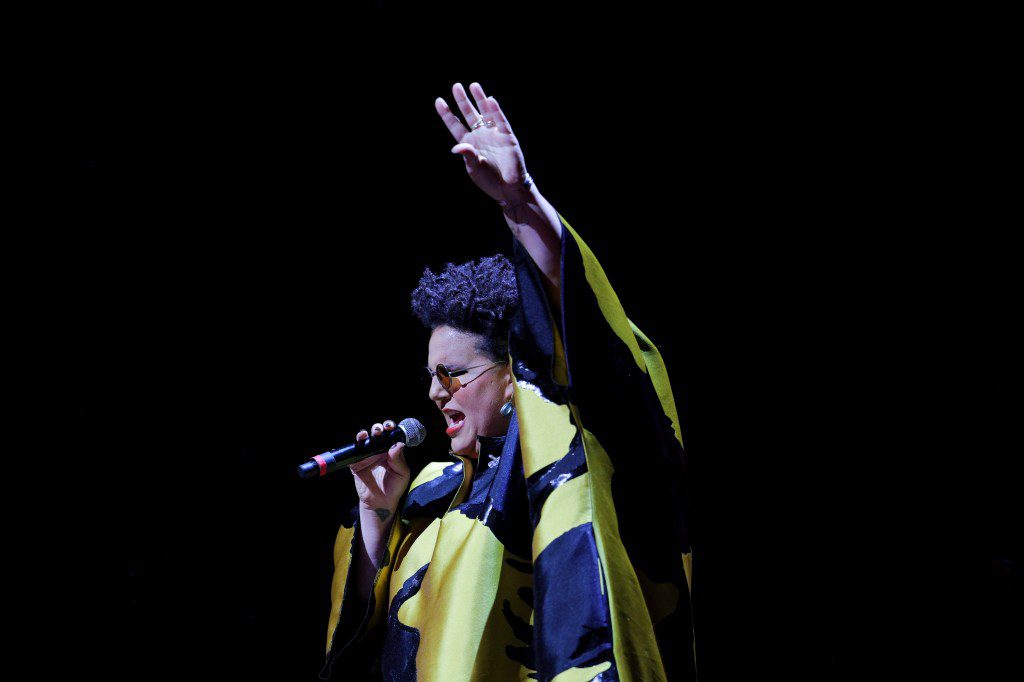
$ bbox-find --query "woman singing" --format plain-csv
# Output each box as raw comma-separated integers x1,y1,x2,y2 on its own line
320,81,696,681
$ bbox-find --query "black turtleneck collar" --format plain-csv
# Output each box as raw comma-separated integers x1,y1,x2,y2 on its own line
447,434,508,463
475,433,507,461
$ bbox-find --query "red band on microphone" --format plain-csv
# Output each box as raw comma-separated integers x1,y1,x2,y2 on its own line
313,455,328,477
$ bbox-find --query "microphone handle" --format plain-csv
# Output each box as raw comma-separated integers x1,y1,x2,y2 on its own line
298,431,404,479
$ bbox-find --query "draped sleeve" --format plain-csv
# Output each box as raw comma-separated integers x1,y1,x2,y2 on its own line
319,500,407,680
508,212,697,681
319,459,470,680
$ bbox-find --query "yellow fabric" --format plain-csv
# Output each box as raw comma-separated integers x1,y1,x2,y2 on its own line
324,523,355,654
324,496,406,656
571,412,668,682
565,220,648,373
515,385,575,479
322,212,696,680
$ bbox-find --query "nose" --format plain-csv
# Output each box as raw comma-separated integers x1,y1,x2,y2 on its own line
428,373,450,404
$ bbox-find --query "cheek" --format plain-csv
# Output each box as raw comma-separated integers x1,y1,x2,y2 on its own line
461,394,483,418
460,386,491,419
464,386,501,419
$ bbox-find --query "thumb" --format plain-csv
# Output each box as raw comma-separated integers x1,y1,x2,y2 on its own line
452,143,482,174
388,442,409,475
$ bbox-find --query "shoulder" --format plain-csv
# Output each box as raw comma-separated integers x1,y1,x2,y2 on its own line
403,458,466,521
410,459,461,492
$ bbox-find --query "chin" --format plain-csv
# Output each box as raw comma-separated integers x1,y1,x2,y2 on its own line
452,432,478,457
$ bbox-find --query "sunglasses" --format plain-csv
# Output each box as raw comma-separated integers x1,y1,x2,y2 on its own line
422,360,508,394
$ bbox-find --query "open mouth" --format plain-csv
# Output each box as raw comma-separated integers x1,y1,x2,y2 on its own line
446,412,465,436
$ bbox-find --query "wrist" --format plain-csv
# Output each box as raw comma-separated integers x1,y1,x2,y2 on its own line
358,500,399,524
358,502,398,564
498,170,535,203
498,182,541,220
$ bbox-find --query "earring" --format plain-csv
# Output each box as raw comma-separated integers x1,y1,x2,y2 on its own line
499,400,514,417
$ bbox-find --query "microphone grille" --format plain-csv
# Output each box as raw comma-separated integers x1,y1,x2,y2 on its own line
399,418,426,447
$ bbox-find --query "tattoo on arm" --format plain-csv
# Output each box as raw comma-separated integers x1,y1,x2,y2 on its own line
502,202,530,226
373,508,391,522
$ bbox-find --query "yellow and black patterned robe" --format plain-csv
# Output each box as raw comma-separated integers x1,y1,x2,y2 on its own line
321,213,696,681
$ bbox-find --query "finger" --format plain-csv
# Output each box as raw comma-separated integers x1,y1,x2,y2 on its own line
356,429,368,440
452,82,482,129
451,143,483,173
351,468,384,499
350,451,384,471
435,97,468,142
387,442,410,476
455,147,482,175
350,454,385,475
468,82,489,116
371,422,384,436
383,420,395,430
487,96,514,136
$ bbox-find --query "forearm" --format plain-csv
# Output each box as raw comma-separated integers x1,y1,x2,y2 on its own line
501,185,563,319
351,503,397,604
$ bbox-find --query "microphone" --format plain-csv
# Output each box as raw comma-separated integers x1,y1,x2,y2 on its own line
297,417,426,479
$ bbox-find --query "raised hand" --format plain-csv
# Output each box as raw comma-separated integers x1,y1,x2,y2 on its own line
435,82,530,204
349,419,410,516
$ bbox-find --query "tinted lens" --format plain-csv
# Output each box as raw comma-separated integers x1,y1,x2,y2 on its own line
437,364,452,390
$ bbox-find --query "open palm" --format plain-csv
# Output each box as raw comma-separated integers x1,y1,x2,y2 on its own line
435,82,529,203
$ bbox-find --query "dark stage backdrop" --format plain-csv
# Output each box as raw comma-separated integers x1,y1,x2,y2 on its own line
39,9,998,681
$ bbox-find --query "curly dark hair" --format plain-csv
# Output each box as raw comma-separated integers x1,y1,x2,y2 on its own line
410,253,519,361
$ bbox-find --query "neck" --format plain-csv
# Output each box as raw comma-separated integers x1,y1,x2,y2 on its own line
475,428,509,460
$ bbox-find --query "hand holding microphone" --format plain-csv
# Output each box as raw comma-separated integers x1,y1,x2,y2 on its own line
297,417,423,578
298,417,424,514
348,419,413,514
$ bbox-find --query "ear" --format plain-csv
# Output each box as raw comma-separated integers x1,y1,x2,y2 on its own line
503,371,514,403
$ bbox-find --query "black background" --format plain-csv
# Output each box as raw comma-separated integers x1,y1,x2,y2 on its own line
31,5,1016,680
